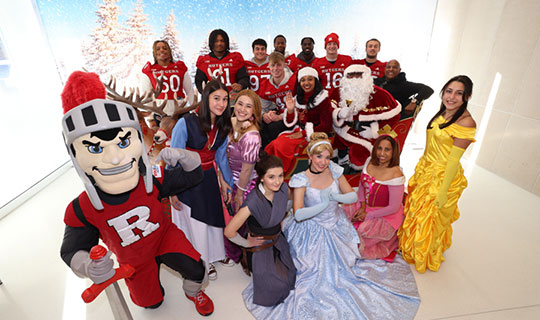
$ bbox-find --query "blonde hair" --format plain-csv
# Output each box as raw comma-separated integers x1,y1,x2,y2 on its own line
307,132,333,155
268,51,285,64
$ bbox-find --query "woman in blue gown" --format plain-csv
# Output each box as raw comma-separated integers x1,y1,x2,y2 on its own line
243,132,420,320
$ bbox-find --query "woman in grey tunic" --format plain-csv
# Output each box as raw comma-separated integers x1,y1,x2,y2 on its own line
224,154,296,306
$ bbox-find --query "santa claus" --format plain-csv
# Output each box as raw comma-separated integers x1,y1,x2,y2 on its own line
332,64,401,169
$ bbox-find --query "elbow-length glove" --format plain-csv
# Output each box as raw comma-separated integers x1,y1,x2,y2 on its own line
329,191,358,204
295,189,331,221
435,146,465,208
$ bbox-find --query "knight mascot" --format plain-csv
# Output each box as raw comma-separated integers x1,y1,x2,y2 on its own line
333,64,401,169
59,71,214,316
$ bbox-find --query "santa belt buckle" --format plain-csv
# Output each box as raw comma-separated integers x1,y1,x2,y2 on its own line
345,120,370,132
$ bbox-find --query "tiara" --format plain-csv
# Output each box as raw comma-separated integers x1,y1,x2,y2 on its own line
377,124,397,138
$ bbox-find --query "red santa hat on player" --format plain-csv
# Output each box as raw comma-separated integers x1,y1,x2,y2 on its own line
325,33,340,48
60,71,153,210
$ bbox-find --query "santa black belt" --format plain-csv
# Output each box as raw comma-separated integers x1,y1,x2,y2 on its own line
345,120,372,132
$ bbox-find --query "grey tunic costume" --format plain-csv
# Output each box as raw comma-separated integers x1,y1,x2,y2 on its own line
242,183,296,307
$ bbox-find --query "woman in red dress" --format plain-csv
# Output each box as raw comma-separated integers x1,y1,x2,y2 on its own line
265,67,333,174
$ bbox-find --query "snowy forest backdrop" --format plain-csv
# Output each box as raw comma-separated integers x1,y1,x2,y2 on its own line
36,0,437,90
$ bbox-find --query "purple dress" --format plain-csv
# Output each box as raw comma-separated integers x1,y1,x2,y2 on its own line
225,130,261,261
227,130,261,195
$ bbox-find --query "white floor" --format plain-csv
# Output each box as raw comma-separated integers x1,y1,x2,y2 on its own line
1,138,540,320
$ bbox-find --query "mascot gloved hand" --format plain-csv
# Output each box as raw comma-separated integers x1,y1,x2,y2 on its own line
156,148,201,171
71,250,115,284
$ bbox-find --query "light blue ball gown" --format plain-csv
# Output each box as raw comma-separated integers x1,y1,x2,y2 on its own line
243,162,420,319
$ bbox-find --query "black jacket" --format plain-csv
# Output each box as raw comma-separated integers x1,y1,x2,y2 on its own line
375,72,434,119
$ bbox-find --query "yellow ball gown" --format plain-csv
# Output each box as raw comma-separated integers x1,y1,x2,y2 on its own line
398,116,476,273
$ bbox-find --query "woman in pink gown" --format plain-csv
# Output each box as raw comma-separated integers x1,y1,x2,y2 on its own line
345,132,405,260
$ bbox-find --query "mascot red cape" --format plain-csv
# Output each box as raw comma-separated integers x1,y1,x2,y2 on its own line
59,71,214,316
332,64,401,169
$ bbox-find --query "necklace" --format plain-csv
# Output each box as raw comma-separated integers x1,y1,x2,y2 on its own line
309,166,322,175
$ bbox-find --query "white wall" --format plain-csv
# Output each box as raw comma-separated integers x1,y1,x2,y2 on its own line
0,0,68,211
423,0,540,196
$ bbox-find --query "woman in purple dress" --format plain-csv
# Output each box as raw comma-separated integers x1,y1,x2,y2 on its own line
223,89,262,264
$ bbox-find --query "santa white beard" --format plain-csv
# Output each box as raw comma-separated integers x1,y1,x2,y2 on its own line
339,76,375,115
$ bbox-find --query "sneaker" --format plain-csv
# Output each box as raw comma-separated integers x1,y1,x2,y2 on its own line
219,258,236,267
208,263,217,280
186,291,214,316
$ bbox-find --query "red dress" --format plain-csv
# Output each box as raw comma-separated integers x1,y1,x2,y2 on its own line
265,90,332,174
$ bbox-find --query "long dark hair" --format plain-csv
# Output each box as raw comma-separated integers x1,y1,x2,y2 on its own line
198,79,232,139
208,29,230,52
427,75,473,130
296,77,324,110
370,135,400,167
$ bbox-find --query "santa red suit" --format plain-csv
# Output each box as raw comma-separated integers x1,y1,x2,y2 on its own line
354,58,387,79
333,64,401,169
141,60,195,116
244,57,271,92
312,54,353,102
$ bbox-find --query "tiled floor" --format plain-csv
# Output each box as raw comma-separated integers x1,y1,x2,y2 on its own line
1,137,539,320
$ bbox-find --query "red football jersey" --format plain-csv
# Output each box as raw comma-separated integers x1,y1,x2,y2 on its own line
258,74,297,111
312,54,352,101
286,54,314,73
142,61,188,100
245,60,271,92
196,51,246,91
355,59,387,79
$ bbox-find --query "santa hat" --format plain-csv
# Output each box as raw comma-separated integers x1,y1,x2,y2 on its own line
344,64,371,77
297,67,318,81
325,33,340,48
60,71,152,210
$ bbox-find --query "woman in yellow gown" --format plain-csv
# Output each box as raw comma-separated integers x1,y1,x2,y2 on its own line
398,75,476,273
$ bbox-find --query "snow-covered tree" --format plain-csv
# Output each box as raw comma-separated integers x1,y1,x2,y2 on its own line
230,37,239,51
81,0,123,79
120,0,153,87
350,34,363,59
161,11,184,62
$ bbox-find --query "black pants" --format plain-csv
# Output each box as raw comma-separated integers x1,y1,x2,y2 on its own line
155,253,205,282
261,120,288,148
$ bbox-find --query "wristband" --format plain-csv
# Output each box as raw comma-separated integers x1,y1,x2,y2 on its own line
236,183,248,192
